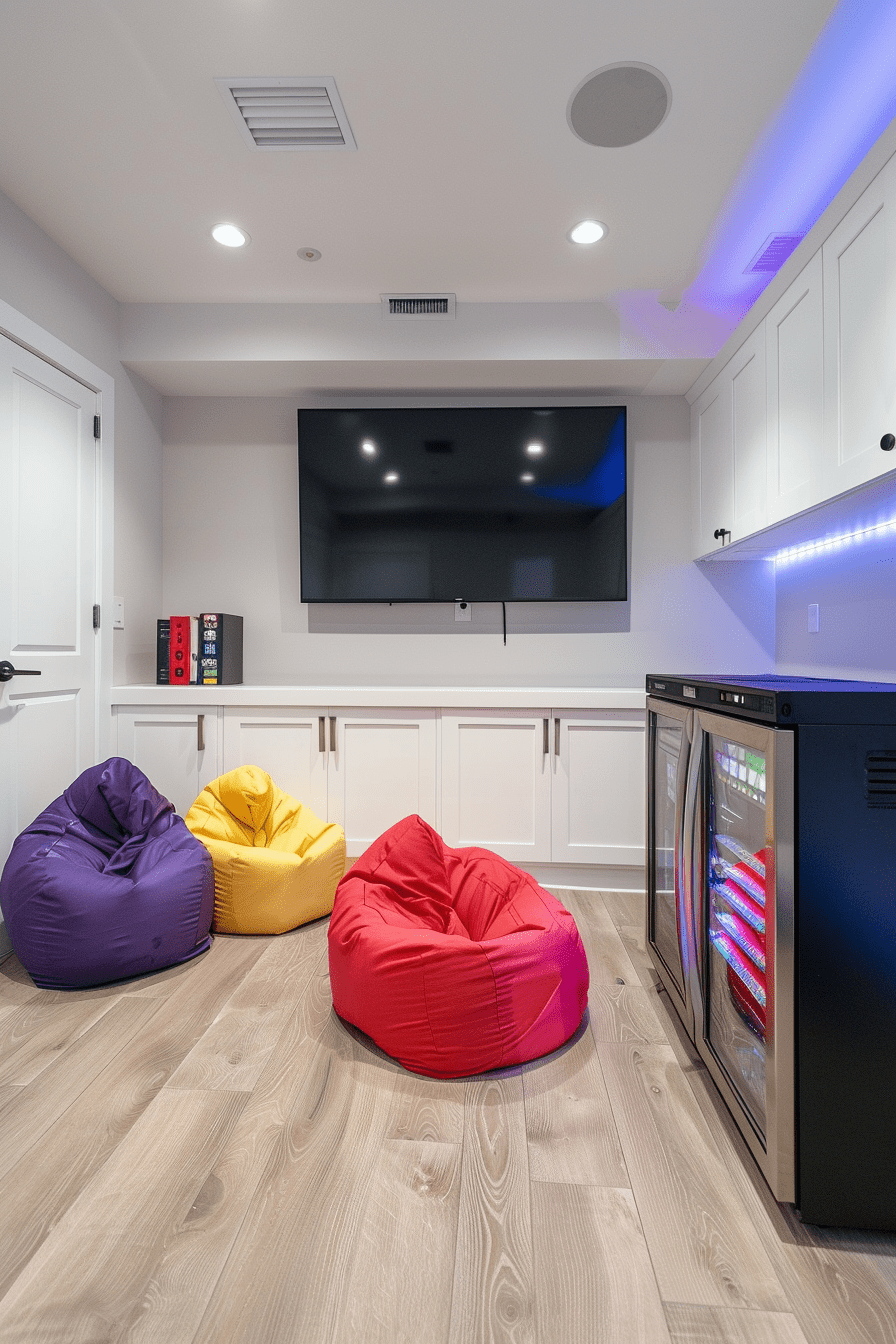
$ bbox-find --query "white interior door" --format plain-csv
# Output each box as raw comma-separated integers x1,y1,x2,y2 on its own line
0,335,99,950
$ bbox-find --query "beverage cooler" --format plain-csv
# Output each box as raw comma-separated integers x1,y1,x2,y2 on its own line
646,674,896,1230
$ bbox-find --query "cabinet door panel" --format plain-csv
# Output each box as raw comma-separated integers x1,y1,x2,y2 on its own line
693,380,732,558
222,707,328,818
552,712,645,866
116,707,220,817
441,711,551,863
730,327,767,540
327,710,437,854
767,252,823,522
823,161,896,495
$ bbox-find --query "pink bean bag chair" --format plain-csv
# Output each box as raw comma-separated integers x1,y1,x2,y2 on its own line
327,814,589,1078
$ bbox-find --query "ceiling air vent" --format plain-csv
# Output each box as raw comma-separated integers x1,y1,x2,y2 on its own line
865,751,896,807
214,77,356,150
745,233,805,274
381,294,456,319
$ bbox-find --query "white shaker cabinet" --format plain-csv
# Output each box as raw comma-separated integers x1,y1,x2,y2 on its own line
325,708,438,853
822,155,896,497
222,705,437,853
440,710,553,863
222,705,328,817
115,705,221,816
766,251,824,524
441,708,646,869
551,709,646,867
692,325,767,557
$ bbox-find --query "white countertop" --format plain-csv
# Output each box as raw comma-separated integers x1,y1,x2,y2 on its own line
110,684,647,710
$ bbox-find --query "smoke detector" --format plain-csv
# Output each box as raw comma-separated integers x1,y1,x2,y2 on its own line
381,294,457,319
215,77,356,150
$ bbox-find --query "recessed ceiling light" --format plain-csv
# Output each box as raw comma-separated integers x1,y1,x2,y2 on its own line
526,442,545,456
361,439,377,455
212,223,249,247
298,247,321,261
384,472,399,483
520,473,535,483
568,220,607,245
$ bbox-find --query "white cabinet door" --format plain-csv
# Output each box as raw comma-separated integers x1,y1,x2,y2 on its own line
440,710,552,863
692,374,732,558
222,706,328,818
327,708,437,855
551,710,646,866
822,157,896,496
729,325,767,541
116,706,220,817
692,327,768,555
766,252,824,524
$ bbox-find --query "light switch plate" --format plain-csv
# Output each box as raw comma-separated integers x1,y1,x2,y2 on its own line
808,603,819,633
113,598,125,630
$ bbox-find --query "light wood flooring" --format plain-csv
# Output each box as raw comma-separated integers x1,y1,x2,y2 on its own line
1,889,896,1343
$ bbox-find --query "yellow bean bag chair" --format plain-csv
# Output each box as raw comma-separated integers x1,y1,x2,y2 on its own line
185,766,346,934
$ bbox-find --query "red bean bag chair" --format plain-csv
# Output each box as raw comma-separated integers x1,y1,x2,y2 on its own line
327,814,589,1078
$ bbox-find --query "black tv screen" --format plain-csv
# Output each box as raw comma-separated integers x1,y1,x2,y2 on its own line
298,405,627,602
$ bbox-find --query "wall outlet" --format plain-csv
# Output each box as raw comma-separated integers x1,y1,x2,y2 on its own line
113,597,125,630
808,603,819,633
454,601,471,622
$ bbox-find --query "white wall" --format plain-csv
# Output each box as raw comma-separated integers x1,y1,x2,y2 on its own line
0,189,163,685
775,533,896,681
162,394,773,688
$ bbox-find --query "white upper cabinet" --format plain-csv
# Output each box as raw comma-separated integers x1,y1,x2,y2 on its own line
692,325,767,556
766,251,824,523
822,156,896,496
692,375,732,558
729,326,768,539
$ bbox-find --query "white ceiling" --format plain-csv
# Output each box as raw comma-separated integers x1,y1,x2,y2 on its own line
0,0,840,395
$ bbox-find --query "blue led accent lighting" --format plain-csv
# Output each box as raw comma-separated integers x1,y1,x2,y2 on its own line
529,411,625,507
687,0,896,324
773,515,896,566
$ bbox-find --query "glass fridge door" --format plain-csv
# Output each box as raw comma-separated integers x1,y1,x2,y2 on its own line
691,710,795,1201
705,731,770,1132
646,699,692,1032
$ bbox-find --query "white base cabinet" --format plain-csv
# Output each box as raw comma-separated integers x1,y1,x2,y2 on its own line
440,710,553,863
441,709,645,869
115,705,221,817
115,698,644,875
551,710,646,867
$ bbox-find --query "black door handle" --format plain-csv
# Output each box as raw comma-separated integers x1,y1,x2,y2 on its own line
0,661,41,683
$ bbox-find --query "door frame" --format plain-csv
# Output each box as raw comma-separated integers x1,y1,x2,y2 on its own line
0,300,114,960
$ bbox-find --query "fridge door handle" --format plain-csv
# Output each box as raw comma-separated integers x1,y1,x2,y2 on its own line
680,721,705,1028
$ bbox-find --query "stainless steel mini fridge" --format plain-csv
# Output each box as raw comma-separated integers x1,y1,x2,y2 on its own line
646,673,896,1230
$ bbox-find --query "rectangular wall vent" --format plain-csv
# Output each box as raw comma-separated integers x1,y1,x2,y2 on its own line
214,77,356,150
745,233,805,274
381,294,456,319
865,751,896,807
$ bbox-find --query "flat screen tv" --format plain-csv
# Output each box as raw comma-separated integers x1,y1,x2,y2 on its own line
298,405,627,602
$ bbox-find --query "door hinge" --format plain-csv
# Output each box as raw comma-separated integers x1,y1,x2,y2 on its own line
93,604,101,630
93,415,101,440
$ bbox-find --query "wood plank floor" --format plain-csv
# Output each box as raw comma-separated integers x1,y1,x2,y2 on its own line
1,890,896,1343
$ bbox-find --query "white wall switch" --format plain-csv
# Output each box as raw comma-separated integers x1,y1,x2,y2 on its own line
454,601,471,622
808,603,819,633
113,597,125,630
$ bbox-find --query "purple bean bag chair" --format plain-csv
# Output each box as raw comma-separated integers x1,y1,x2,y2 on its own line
0,757,214,989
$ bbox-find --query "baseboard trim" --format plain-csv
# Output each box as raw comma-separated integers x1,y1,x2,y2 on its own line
516,863,646,892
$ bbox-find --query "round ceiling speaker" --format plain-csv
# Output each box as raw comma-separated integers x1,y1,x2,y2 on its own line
568,63,671,148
